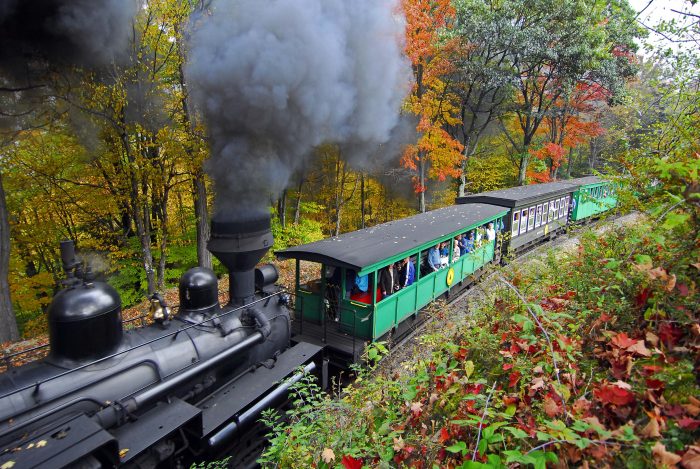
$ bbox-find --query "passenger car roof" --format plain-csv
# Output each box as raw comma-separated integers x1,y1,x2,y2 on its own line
563,176,604,186
276,203,508,274
455,181,577,208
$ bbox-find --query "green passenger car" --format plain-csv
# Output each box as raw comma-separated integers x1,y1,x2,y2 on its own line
568,176,617,221
276,204,508,354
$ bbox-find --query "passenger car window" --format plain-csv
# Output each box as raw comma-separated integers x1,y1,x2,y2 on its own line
519,209,528,234
535,204,542,227
528,207,535,230
548,200,555,222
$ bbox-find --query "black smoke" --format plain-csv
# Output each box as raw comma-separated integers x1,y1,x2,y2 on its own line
0,0,137,79
0,0,138,134
186,0,412,222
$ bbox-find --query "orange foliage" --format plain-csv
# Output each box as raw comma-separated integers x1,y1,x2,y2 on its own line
528,82,608,181
401,0,463,195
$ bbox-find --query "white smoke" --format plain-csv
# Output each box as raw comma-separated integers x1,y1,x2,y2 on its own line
186,0,412,221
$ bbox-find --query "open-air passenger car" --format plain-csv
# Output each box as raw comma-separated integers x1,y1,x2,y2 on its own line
275,204,508,361
567,176,618,222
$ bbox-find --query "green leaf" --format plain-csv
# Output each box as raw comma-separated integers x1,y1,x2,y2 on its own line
634,254,652,265
504,426,528,439
446,441,467,454
464,360,475,379
661,211,690,230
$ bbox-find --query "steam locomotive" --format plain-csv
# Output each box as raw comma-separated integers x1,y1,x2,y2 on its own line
0,216,324,468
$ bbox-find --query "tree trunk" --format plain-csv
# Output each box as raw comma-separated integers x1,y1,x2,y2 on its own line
517,151,529,186
175,28,211,270
0,171,20,343
192,173,212,269
277,189,287,228
517,133,532,185
566,147,574,178
418,151,426,213
293,178,303,225
135,198,156,295
156,185,170,291
121,130,156,295
360,173,366,229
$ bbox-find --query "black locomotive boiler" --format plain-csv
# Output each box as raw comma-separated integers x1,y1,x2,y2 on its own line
0,216,323,468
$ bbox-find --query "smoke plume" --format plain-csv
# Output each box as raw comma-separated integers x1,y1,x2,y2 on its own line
186,0,412,221
0,0,137,78
0,0,138,133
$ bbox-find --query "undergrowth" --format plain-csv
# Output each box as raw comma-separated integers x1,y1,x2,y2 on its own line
258,205,699,467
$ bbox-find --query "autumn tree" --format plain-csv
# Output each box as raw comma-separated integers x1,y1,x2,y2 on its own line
491,0,640,185
527,82,608,182
64,0,202,294
450,0,516,196
402,0,464,212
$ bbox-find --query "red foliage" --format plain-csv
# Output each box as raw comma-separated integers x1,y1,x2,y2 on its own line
508,371,521,388
658,323,683,348
594,382,636,406
610,332,637,349
438,427,450,444
677,417,700,430
341,455,363,469
634,288,652,309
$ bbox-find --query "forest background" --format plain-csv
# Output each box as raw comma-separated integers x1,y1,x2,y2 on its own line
0,0,696,343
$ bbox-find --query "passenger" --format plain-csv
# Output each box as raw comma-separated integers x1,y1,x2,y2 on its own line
486,222,496,242
400,257,415,287
353,272,369,294
427,244,441,272
380,263,399,298
458,234,468,255
475,228,483,247
439,242,449,257
439,242,449,268
465,232,475,253
452,238,461,262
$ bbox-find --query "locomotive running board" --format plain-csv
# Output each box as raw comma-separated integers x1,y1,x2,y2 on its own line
0,413,118,468
111,397,202,465
198,341,323,440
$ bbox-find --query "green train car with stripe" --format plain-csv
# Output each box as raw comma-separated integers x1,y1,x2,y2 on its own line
276,204,507,359
568,176,618,222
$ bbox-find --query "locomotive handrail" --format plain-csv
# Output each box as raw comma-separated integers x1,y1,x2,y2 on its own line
1,313,164,365
0,291,284,401
0,358,162,438
93,331,266,430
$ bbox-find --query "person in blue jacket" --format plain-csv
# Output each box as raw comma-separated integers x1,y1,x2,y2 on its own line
400,257,415,287
458,234,469,255
354,273,369,293
465,232,475,253
427,243,441,272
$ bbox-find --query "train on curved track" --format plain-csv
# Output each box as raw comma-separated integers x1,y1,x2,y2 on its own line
0,176,616,468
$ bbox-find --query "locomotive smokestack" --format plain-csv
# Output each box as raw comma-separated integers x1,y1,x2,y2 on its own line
208,215,273,306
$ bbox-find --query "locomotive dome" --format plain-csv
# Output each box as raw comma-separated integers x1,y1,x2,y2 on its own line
179,267,220,314
48,281,123,364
